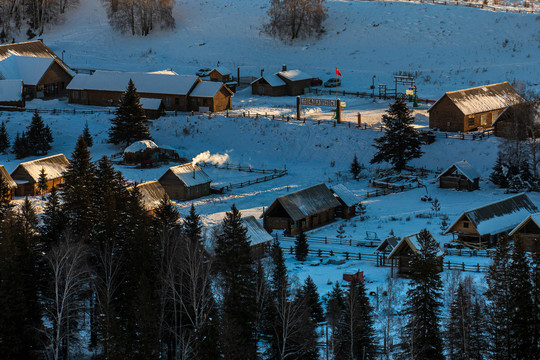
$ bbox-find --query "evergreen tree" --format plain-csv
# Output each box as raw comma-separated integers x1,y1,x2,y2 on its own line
295,229,308,261
108,79,152,146
490,153,509,188
300,276,325,324
215,204,257,359
531,240,540,358
37,167,48,198
0,120,10,153
370,98,423,172
0,172,13,216
40,186,67,252
13,131,30,159
153,193,179,231
26,110,53,155
82,121,93,147
182,203,202,244
399,229,444,360
350,154,361,180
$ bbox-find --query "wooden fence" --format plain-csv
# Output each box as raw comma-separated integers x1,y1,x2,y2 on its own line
357,183,419,199
364,0,540,14
275,233,380,247
200,162,288,192
444,248,494,258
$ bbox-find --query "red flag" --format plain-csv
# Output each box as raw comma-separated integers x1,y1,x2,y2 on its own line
336,68,343,77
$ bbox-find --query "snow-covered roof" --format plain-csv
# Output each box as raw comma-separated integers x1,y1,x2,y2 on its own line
243,216,273,246
277,69,313,82
387,231,444,259
509,213,540,236
447,193,538,236
269,184,342,222
190,81,231,98
124,140,158,153
492,99,540,127
166,163,212,187
148,69,178,75
211,66,232,76
0,165,16,188
436,160,480,182
67,71,200,95
0,40,64,63
430,82,524,116
0,55,55,85
250,74,286,87
129,181,167,212
0,79,23,102
332,184,360,207
375,236,399,252
139,98,163,110
11,154,70,183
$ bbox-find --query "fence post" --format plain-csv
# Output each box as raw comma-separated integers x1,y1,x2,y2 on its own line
349,239,352,246
290,247,294,255
330,250,334,256
345,252,349,260
477,264,480,272
358,253,362,260
447,261,451,269
462,262,465,271
325,236,327,244
318,249,322,257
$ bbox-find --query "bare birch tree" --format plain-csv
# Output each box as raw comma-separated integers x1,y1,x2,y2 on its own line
104,0,174,36
265,0,327,41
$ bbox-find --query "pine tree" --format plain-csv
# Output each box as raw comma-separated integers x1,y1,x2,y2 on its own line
531,240,540,358
399,229,444,360
295,229,308,261
300,276,325,324
13,131,30,159
370,98,423,172
431,198,441,217
350,154,361,180
336,223,346,244
182,203,202,245
326,281,345,353
37,167,48,198
40,186,67,253
108,79,152,146
26,110,53,155
0,172,13,217
82,121,93,147
153,193,179,231
490,153,509,188
0,120,10,153
215,204,257,359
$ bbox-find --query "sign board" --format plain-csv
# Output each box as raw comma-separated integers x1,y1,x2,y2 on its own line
199,106,210,113
340,102,346,108
299,97,337,107
406,89,414,96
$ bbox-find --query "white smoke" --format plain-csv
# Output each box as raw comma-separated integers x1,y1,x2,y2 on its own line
192,151,230,166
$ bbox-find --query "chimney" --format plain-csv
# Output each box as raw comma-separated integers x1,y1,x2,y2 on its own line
261,68,264,77
193,164,196,179
282,64,287,72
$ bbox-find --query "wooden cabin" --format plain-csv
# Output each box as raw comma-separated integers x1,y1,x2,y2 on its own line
375,236,400,265
128,181,168,215
387,231,444,277
251,74,288,96
263,184,342,235
331,184,360,219
446,193,538,249
188,81,233,112
0,40,69,65
0,165,17,200
0,80,25,107
159,163,211,201
428,82,524,132
436,160,480,191
140,97,165,119
243,216,274,259
509,214,540,252
208,67,232,82
67,71,201,111
123,140,179,166
251,66,313,97
492,100,540,139
10,154,70,196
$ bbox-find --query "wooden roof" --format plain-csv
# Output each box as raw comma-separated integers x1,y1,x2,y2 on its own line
0,165,16,188
11,154,70,183
429,82,524,116
161,163,212,187
267,184,341,222
243,216,273,246
436,160,480,182
128,180,167,212
375,236,399,252
332,184,359,207
492,99,540,126
387,231,443,259
0,40,62,61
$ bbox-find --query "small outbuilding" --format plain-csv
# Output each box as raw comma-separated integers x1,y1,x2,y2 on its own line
208,66,232,82
128,180,168,215
0,165,17,200
375,236,400,265
263,183,341,235
159,163,212,201
331,184,360,219
436,160,480,191
508,214,540,252
446,193,538,248
0,79,24,107
140,97,165,119
386,231,444,277
251,66,313,97
243,216,274,259
428,82,524,132
251,74,288,97
492,100,540,139
188,81,233,112
10,154,70,196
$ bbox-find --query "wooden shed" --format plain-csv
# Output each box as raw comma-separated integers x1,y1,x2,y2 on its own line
159,163,212,201
140,97,165,119
243,216,274,259
128,180,168,215
188,81,233,112
428,82,524,132
387,231,444,277
375,236,400,265
0,165,17,200
331,184,360,219
10,154,70,196
251,66,313,97
208,66,232,82
446,193,538,249
251,74,288,97
67,71,201,111
492,100,540,139
263,184,341,235
0,80,24,107
509,214,540,252
123,140,179,166
436,160,480,191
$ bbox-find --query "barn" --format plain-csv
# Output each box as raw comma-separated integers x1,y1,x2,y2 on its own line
446,193,538,249
67,70,201,111
331,184,360,219
428,82,524,132
159,163,212,201
140,98,165,119
123,140,179,166
508,214,540,252
492,100,540,139
128,180,168,215
387,231,444,277
10,154,70,196
188,81,233,112
263,184,341,235
0,80,24,107
436,160,480,191
0,165,17,200
251,66,313,97
243,216,274,259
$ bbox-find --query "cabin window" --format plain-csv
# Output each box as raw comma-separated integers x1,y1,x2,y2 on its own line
463,222,469,228
81,91,87,100
165,97,171,106
492,112,498,122
175,97,179,105
468,116,475,127
187,188,191,196
480,114,487,126
196,185,199,193
73,91,79,100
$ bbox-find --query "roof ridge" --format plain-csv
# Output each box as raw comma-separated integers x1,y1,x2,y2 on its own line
445,81,510,95
464,193,528,214
19,153,67,166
